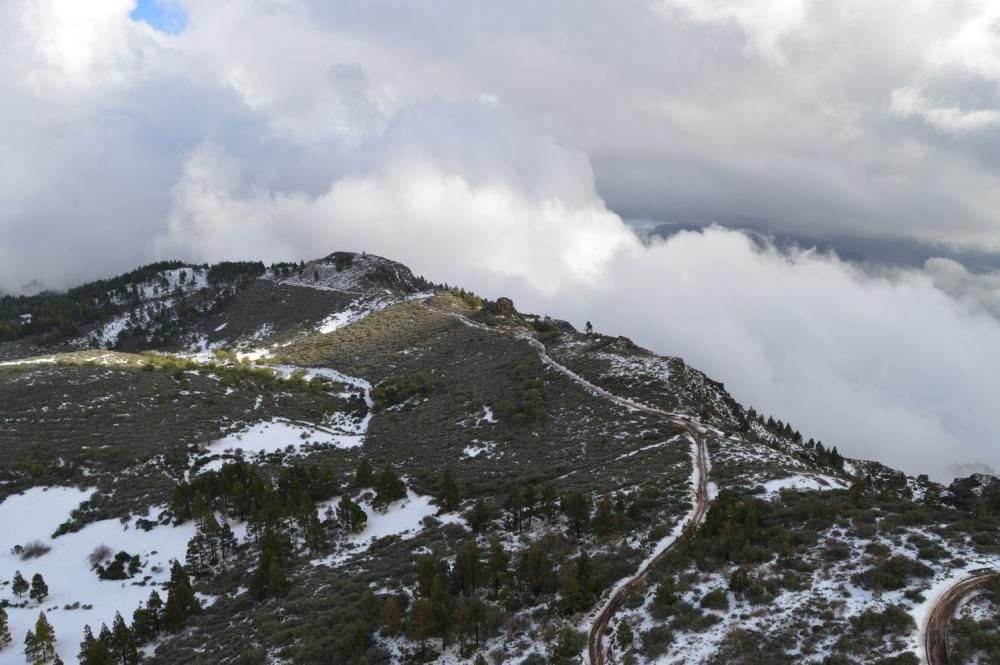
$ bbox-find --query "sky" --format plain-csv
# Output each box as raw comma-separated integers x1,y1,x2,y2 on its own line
2,0,1000,480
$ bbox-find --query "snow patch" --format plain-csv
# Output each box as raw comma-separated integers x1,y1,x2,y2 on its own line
0,490,197,664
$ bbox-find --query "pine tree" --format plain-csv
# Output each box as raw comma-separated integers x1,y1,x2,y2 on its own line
27,612,56,663
406,599,433,656
592,494,615,538
77,626,115,665
504,483,525,533
354,458,374,488
305,508,328,554
559,565,583,615
336,494,367,533
438,466,460,513
163,560,201,632
29,574,49,604
12,571,28,598
146,591,164,636
429,575,452,649
0,606,11,651
130,604,155,645
248,529,290,600
453,540,481,596
110,613,138,665
373,464,406,510
616,619,634,651
24,629,37,664
487,535,510,599
465,498,492,532
541,482,558,520
381,598,402,636
563,491,592,538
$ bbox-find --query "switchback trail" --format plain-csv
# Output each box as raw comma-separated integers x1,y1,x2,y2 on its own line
429,305,711,665
924,570,999,664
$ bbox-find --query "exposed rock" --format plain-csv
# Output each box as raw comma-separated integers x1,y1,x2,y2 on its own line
945,473,1000,510
488,297,519,317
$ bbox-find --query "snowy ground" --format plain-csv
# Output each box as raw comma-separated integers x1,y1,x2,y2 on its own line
312,491,460,567
759,474,850,498
0,488,197,664
316,292,431,335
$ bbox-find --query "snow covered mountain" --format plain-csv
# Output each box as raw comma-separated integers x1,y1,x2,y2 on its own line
0,252,997,665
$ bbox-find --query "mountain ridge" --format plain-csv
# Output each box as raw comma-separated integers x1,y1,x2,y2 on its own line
1,250,998,665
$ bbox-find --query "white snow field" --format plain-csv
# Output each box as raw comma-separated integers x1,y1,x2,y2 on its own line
760,473,850,498
204,417,362,458
314,491,459,567
0,487,197,664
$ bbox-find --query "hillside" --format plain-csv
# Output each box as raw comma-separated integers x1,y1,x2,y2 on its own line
1,252,998,665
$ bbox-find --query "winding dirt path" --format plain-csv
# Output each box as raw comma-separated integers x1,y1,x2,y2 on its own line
924,570,999,664
428,305,711,665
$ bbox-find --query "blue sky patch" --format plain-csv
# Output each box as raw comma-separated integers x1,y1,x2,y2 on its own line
129,0,187,34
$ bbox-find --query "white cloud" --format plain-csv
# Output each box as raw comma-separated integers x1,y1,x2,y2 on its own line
655,0,807,62
891,85,1000,133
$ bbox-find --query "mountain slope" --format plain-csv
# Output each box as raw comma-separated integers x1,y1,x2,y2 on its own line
0,252,997,665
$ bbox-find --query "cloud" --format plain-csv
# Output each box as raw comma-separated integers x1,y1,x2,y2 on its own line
891,86,1000,133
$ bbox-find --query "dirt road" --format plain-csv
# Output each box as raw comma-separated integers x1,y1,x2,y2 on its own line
924,570,999,664
429,305,712,665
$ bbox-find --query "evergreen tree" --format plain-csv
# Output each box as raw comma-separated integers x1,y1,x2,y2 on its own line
592,494,615,538
465,499,492,533
163,560,201,632
452,540,481,596
373,464,406,510
24,629,37,664
29,574,49,604
109,613,138,665
78,625,114,665
541,482,558,520
146,591,164,636
504,483,525,533
437,466,460,513
381,598,402,636
12,571,28,598
354,458,375,488
336,494,367,533
305,508,328,554
517,544,554,597
487,535,510,599
130,604,155,645
467,595,486,648
563,491,592,538
406,599,434,656
27,612,56,664
248,529,289,600
559,565,583,615
523,485,538,528
0,606,11,651
429,576,452,649
616,619,634,651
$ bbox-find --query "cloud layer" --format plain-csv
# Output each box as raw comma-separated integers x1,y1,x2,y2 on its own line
4,1,1000,478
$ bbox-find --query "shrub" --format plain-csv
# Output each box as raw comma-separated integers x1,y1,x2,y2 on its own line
19,541,51,560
